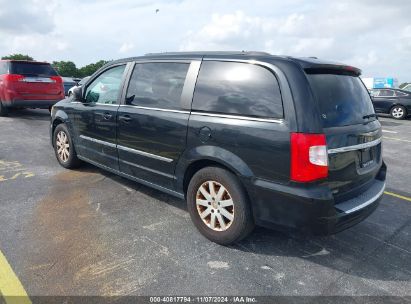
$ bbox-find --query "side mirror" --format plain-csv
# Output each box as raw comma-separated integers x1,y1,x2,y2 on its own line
73,86,84,102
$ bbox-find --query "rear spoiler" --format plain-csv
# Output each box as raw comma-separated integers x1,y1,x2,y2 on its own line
304,64,362,77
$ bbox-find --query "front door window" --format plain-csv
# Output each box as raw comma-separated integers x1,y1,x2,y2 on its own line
85,65,126,105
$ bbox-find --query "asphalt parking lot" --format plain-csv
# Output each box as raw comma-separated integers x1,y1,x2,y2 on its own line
0,109,410,302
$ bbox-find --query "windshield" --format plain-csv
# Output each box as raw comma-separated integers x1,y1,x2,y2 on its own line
307,74,375,128
10,62,58,77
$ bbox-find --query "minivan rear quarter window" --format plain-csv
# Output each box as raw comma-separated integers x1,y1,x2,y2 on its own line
307,73,375,128
10,62,58,76
192,61,283,118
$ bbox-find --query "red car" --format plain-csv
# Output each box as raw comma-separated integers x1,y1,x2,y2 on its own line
0,60,65,116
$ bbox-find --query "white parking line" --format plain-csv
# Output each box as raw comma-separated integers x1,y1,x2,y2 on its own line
383,136,411,143
382,130,398,134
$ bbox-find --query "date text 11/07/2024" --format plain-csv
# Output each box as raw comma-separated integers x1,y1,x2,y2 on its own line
149,296,257,303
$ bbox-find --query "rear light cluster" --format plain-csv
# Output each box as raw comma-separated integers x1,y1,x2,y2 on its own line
4,74,24,82
290,133,328,182
50,76,63,83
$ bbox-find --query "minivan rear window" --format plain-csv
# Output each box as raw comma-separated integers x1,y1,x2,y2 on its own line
192,61,283,118
307,74,375,128
10,62,58,77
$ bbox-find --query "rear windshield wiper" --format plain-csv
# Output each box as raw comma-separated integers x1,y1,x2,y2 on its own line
363,113,378,119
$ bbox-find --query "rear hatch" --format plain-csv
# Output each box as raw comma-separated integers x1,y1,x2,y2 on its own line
306,69,382,202
9,61,63,100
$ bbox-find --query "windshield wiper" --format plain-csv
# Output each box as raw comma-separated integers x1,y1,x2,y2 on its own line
363,113,378,119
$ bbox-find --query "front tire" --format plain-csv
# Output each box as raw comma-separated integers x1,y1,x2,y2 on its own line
187,167,254,245
53,124,81,169
390,105,407,120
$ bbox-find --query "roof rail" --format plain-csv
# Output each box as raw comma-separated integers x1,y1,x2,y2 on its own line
144,51,271,56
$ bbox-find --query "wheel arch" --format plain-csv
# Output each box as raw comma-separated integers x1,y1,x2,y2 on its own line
175,146,254,197
51,110,70,146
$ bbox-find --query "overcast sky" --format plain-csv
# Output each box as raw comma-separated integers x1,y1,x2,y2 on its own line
0,0,410,82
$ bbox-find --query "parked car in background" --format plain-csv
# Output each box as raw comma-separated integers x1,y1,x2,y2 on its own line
50,52,386,244
0,60,64,116
370,88,411,119
67,76,90,97
62,77,77,96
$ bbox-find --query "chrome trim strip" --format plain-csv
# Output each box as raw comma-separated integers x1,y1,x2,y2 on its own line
328,137,382,154
342,182,385,214
117,144,173,163
119,105,190,114
97,103,120,107
120,159,174,179
190,111,284,124
79,135,173,162
69,102,120,106
79,135,117,148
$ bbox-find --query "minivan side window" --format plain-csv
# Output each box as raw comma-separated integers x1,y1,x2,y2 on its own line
125,62,190,110
85,65,126,105
192,61,283,118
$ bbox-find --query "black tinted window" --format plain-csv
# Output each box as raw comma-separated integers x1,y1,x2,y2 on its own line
10,62,58,76
192,61,283,118
379,89,395,97
395,91,407,97
126,63,190,110
307,74,375,128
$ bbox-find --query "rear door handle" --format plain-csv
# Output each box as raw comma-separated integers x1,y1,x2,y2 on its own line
103,113,112,120
119,115,132,122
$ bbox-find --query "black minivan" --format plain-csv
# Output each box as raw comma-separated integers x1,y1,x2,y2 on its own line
50,52,386,245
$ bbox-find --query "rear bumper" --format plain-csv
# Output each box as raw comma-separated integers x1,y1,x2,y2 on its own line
315,179,385,235
247,162,387,235
3,99,61,109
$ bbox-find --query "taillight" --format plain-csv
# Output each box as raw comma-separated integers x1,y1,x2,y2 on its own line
4,74,24,82
290,133,328,182
50,76,62,83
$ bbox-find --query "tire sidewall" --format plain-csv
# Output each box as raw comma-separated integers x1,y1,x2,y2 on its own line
53,124,77,168
0,101,8,116
391,106,406,120
187,167,253,244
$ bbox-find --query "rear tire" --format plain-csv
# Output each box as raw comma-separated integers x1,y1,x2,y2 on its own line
390,105,407,120
0,102,8,117
186,167,254,245
53,124,82,169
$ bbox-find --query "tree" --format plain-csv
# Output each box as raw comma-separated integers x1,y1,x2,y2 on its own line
77,60,109,77
52,61,79,77
1,54,34,61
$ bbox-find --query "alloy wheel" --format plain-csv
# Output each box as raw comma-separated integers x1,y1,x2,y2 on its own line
56,131,70,162
196,181,235,231
392,107,404,119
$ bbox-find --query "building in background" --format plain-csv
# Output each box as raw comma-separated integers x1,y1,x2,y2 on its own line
362,77,398,89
